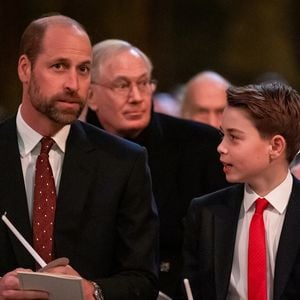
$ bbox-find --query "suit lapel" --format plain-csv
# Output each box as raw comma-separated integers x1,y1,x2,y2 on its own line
214,185,244,300
54,121,96,255
0,118,34,268
274,177,300,299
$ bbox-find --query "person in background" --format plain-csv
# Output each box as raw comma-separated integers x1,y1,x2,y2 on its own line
85,39,228,299
181,71,230,128
153,92,180,117
183,82,300,299
290,153,300,179
254,71,288,85
0,14,159,300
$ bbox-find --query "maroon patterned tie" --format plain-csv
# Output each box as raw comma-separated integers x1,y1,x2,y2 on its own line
33,137,56,263
248,197,269,300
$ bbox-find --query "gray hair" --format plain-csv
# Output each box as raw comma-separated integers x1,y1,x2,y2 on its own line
91,39,153,82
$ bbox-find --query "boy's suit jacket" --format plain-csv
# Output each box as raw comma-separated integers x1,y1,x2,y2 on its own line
183,179,300,300
0,117,159,300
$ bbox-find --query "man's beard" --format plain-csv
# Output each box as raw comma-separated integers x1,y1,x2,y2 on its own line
28,74,85,125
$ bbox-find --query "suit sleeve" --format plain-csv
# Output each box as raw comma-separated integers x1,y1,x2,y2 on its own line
182,199,204,300
97,148,159,300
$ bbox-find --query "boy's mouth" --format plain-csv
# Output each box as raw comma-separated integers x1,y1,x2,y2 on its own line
221,161,233,173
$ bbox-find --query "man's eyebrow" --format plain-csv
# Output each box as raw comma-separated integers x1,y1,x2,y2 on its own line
49,58,91,65
49,57,69,63
79,60,91,65
113,73,149,81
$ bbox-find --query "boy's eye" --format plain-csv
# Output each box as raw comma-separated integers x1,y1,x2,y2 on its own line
218,130,224,139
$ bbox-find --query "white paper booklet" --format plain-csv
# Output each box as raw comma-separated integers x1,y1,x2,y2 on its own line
17,271,84,300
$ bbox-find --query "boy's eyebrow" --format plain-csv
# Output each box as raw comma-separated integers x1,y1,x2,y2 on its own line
226,128,245,135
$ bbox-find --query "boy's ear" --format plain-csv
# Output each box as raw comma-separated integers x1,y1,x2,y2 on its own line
269,134,286,159
18,54,31,83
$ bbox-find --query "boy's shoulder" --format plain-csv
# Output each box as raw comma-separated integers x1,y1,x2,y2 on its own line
190,184,244,209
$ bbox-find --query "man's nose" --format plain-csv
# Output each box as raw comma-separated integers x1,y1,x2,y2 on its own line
208,113,221,129
128,83,143,103
64,70,79,92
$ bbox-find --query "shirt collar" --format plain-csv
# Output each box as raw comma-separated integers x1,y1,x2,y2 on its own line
16,105,71,156
244,171,292,214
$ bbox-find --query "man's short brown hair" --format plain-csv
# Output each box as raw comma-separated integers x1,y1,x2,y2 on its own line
19,13,87,66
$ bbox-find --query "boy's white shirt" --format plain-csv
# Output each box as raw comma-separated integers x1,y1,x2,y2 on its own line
227,171,292,300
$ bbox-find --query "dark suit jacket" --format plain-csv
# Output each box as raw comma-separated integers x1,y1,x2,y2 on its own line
183,180,300,300
87,110,228,298
0,117,159,300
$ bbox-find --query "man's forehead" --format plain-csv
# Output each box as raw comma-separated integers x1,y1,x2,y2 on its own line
106,50,146,65
101,51,150,78
41,25,92,58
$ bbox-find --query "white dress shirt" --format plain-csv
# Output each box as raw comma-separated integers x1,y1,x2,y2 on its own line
227,171,292,300
16,106,70,221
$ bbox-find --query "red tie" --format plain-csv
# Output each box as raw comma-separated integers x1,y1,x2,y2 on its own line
248,197,269,300
33,137,56,263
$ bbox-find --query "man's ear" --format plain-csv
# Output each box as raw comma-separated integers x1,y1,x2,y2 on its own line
87,86,98,111
18,54,31,83
269,134,286,160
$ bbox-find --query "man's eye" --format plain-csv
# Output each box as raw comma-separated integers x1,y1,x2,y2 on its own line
52,63,64,70
138,80,148,87
79,65,90,73
115,82,129,89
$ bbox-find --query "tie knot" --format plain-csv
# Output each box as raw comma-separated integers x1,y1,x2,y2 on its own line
40,137,55,155
255,198,269,215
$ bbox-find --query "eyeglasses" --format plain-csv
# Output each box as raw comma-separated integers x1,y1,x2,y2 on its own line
91,78,157,96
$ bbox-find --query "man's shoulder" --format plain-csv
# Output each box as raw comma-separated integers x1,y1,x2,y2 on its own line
151,113,221,153
0,115,15,127
73,121,144,155
153,112,221,144
0,116,16,138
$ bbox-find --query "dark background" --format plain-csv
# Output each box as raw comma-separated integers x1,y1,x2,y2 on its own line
1,0,299,114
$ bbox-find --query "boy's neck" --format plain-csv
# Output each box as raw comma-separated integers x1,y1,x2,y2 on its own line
248,165,289,197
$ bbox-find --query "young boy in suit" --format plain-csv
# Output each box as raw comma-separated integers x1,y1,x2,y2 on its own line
183,82,300,300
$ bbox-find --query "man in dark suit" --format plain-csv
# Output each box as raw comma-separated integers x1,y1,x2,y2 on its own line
85,39,228,299
0,15,159,300
183,83,300,300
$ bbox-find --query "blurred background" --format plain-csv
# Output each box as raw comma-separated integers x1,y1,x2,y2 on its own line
0,0,299,115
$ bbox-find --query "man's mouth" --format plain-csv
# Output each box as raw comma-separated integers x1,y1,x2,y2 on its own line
123,111,144,119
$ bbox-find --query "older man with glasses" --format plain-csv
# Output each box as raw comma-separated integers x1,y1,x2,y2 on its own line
85,39,228,300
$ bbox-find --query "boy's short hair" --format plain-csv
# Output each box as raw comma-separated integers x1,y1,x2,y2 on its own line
227,82,300,163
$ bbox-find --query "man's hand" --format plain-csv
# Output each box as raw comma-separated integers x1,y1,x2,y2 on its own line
0,268,49,299
45,265,96,300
